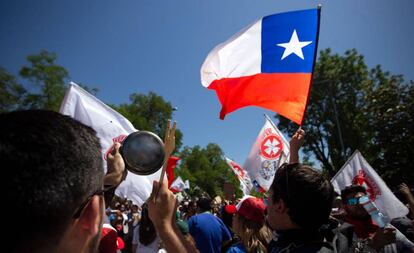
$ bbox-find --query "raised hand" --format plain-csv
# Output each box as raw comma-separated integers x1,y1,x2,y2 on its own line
105,142,127,186
290,128,305,152
156,120,177,198
289,128,305,164
148,179,177,229
370,227,397,250
399,183,411,197
163,119,177,158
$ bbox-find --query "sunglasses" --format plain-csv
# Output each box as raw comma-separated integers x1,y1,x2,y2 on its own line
346,195,369,206
72,186,115,219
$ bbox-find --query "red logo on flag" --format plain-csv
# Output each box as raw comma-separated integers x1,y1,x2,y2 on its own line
260,132,283,160
352,169,381,201
104,134,127,160
230,161,246,178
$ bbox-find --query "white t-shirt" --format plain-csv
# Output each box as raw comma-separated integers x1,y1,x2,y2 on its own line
132,225,161,253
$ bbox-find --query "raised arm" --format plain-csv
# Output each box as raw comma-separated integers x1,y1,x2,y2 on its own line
148,180,198,253
289,128,305,164
399,183,414,217
105,142,127,187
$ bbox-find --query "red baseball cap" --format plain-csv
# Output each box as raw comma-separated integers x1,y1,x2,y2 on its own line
224,204,237,215
236,196,266,224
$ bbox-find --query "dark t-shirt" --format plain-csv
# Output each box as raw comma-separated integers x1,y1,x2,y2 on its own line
189,213,231,253
269,229,333,253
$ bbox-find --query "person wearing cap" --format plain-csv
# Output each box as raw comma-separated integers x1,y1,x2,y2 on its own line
99,223,125,253
227,196,271,253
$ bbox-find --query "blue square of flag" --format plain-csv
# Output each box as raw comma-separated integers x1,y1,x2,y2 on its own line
261,9,318,73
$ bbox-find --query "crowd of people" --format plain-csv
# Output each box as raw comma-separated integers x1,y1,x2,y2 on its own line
2,109,414,253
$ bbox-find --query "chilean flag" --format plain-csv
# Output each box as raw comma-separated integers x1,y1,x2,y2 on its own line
201,9,320,125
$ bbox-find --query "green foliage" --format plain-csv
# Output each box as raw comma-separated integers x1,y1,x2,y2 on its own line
277,49,414,187
1,50,181,151
112,92,183,150
0,67,27,113
19,50,69,111
175,143,242,199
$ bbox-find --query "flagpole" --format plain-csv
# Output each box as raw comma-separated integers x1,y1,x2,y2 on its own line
264,113,278,130
263,113,290,158
300,4,322,126
225,157,252,192
330,149,359,181
329,81,346,161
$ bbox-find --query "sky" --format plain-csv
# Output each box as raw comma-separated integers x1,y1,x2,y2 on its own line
1,0,413,166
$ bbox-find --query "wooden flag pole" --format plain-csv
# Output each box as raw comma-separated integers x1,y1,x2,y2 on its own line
154,120,176,202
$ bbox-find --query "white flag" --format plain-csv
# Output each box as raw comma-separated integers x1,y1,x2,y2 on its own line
331,150,408,219
184,179,190,190
243,115,290,192
170,176,186,192
60,82,161,206
225,157,252,196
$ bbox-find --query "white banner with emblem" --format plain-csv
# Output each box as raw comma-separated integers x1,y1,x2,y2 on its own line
331,150,408,219
243,115,290,192
225,157,253,196
60,82,160,206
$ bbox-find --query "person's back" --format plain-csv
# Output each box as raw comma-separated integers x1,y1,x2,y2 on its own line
189,212,231,253
132,225,161,253
132,203,160,253
188,197,231,253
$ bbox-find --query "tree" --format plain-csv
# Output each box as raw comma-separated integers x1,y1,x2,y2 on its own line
1,51,99,113
362,68,414,186
2,51,182,150
176,143,242,198
277,48,414,187
112,92,183,150
19,50,69,111
0,67,27,113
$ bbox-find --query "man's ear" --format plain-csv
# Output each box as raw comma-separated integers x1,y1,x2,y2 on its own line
79,195,103,237
59,195,103,253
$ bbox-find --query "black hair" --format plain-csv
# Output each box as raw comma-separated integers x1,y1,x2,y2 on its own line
197,197,212,212
271,163,334,230
340,184,367,202
1,110,103,252
138,203,157,246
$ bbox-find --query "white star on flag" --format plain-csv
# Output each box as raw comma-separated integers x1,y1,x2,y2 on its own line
277,29,312,60
264,138,280,156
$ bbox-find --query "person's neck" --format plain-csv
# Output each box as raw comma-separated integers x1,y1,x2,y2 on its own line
345,215,372,225
275,228,323,246
273,218,301,231
345,216,378,238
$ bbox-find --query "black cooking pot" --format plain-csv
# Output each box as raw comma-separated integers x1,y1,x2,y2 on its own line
120,131,165,175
